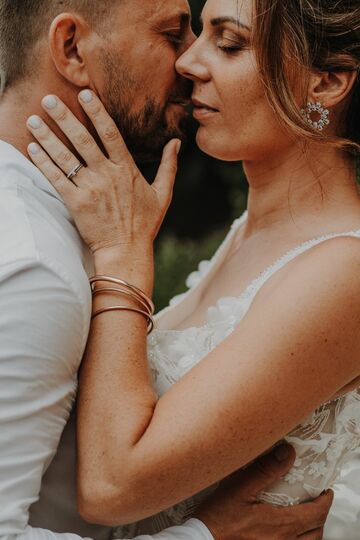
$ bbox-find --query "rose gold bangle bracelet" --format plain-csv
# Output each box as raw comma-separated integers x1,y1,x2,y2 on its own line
92,286,151,314
91,305,154,334
90,275,154,315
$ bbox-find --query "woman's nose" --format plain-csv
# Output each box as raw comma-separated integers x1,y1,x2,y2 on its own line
176,39,210,82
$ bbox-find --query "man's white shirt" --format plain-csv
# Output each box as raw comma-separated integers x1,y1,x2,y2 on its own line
0,141,213,540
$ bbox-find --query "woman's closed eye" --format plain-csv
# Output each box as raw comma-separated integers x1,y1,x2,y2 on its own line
217,33,247,54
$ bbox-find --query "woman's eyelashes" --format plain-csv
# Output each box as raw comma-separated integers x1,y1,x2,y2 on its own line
217,42,243,53
217,39,246,53
216,31,248,54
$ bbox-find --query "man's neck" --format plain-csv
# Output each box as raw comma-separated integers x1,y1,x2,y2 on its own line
0,90,36,157
0,82,89,160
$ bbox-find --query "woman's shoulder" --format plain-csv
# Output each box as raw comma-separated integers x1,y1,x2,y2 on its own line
297,233,360,285
259,232,360,297
247,233,360,358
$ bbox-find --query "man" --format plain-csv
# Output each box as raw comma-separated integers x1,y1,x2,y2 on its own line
0,1,332,539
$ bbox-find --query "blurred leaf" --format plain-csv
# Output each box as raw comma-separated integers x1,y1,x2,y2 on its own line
154,228,227,311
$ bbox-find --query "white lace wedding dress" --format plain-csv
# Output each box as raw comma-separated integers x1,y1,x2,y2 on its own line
115,211,360,539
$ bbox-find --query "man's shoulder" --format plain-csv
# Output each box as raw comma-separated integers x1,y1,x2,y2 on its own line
0,161,92,289
0,173,39,264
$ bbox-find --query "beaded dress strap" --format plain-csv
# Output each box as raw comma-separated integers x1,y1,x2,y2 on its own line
242,229,360,301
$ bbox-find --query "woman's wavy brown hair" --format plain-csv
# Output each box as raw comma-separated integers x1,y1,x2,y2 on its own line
252,0,360,153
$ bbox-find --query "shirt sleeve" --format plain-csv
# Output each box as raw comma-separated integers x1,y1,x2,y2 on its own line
16,519,213,540
0,258,88,539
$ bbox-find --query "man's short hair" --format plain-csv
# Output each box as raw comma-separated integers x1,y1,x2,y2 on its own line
0,0,116,92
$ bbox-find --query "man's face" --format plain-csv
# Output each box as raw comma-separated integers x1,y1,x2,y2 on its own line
90,0,195,161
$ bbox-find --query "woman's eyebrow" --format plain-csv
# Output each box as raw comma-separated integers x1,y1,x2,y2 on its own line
199,15,250,31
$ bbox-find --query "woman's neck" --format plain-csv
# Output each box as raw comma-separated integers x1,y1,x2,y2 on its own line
242,143,359,239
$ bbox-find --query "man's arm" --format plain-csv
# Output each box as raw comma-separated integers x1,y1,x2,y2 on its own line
16,522,210,540
0,258,88,540
18,446,333,540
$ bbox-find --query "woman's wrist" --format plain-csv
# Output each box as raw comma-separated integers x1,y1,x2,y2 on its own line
93,243,155,297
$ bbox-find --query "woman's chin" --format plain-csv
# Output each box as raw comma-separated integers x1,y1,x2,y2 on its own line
195,129,241,162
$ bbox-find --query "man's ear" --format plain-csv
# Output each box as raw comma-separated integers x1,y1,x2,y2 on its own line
49,13,92,88
308,69,358,109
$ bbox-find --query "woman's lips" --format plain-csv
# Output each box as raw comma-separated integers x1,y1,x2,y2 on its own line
191,98,219,119
192,107,218,120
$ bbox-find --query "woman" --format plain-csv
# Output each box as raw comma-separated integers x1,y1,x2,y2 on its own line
26,0,360,537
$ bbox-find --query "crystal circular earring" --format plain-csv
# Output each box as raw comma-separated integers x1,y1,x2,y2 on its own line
301,102,330,131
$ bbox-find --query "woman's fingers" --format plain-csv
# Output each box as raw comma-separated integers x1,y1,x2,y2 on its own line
77,89,134,165
40,95,105,166
152,139,181,207
27,142,76,198
27,115,84,179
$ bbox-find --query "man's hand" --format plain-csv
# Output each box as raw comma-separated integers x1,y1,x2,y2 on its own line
195,444,333,540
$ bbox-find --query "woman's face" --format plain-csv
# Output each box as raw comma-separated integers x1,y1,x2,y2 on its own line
176,0,290,162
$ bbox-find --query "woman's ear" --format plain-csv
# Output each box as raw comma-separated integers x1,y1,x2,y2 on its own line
49,13,92,88
308,69,358,109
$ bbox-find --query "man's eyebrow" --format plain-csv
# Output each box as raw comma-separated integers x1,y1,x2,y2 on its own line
199,15,250,32
180,12,191,25
159,12,191,28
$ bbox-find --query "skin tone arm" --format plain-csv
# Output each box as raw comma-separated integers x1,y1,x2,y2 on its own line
27,92,357,527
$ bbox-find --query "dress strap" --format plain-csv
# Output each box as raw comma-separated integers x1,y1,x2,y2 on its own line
243,229,360,301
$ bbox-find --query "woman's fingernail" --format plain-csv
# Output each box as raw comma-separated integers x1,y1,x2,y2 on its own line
27,115,42,129
42,95,57,110
176,140,182,155
275,444,291,462
28,143,40,155
79,90,93,103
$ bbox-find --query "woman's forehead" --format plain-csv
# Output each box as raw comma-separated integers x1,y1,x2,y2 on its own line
201,0,253,26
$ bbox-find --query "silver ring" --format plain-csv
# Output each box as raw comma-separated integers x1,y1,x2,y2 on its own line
67,163,84,181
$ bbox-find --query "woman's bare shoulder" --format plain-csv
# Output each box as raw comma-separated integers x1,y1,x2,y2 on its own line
252,234,360,309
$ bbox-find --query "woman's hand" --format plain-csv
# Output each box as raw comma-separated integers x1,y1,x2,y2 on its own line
26,90,181,256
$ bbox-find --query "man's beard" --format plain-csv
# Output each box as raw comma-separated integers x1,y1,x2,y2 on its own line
100,49,189,162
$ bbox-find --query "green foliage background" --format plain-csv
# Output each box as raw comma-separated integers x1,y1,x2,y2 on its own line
148,0,248,311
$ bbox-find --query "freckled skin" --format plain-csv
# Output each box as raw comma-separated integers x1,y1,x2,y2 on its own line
176,0,293,162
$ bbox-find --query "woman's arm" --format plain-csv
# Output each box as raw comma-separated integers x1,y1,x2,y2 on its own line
27,93,360,525
79,237,360,525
